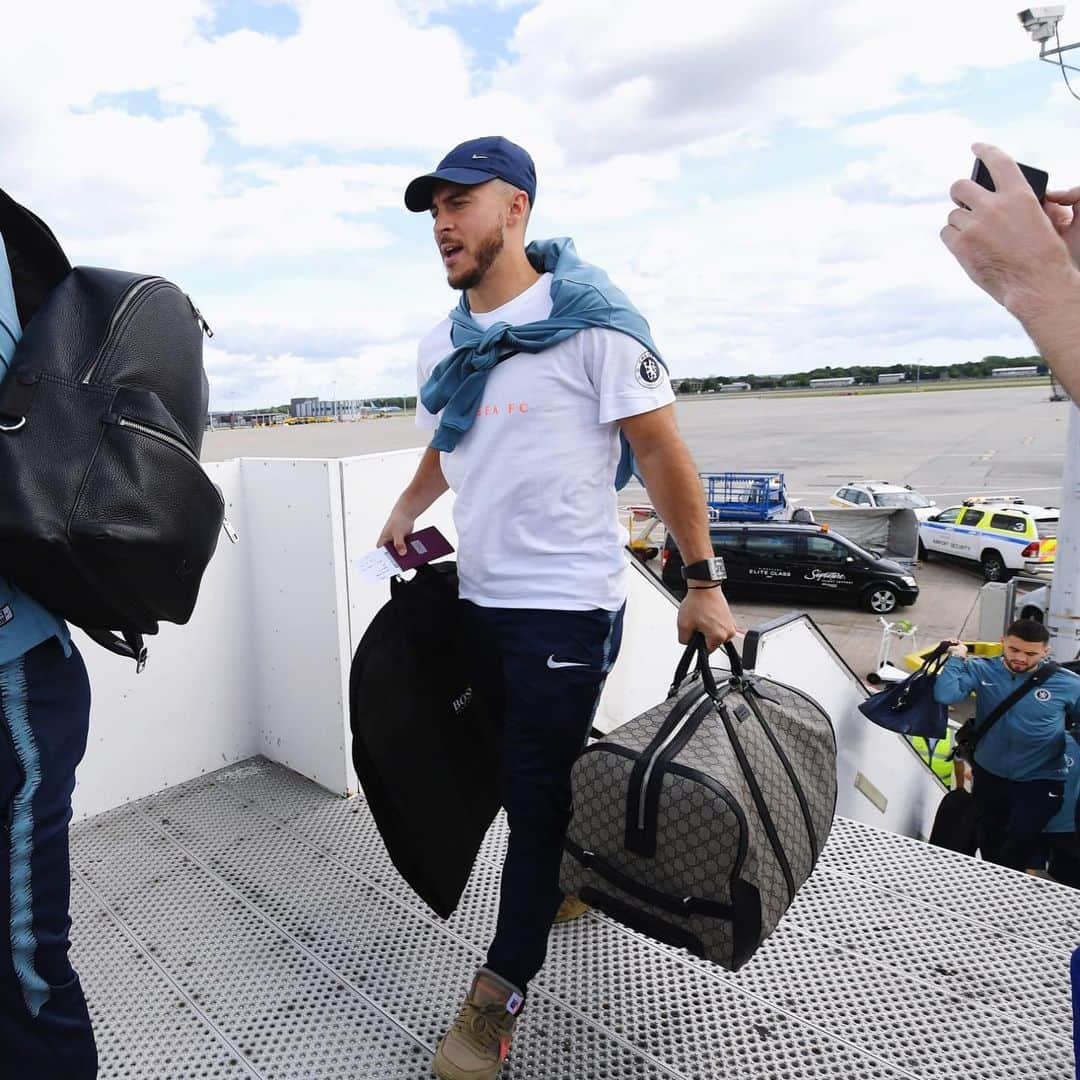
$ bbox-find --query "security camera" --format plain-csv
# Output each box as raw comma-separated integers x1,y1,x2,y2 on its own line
1018,6,1066,42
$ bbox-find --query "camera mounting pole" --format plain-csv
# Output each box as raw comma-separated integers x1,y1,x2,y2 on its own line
1015,7,1080,659
1040,36,1080,73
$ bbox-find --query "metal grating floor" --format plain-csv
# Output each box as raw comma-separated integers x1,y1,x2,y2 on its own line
69,758,1077,1079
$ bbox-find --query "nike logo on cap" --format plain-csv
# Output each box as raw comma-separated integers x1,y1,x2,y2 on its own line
472,154,488,159
547,655,588,669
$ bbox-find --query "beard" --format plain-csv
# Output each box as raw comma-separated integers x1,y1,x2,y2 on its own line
447,225,504,291
1006,656,1039,672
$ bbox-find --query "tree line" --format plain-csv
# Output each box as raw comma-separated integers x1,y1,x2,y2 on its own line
679,355,1047,391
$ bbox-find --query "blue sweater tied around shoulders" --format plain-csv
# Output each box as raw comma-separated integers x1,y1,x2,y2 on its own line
419,237,667,489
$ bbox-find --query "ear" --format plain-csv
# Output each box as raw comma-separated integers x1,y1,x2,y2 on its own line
506,190,530,228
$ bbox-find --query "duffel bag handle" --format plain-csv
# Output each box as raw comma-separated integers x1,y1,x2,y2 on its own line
668,633,742,700
923,640,953,674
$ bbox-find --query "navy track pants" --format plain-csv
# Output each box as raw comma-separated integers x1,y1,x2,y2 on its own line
972,760,1065,872
0,640,95,1078
463,602,624,993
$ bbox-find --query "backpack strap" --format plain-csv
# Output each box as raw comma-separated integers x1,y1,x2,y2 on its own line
0,187,69,328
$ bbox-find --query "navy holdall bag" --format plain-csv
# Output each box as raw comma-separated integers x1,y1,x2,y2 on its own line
858,641,949,739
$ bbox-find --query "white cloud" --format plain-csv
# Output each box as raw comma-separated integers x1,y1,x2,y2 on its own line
159,1,475,152
495,0,1034,158
1,0,1074,409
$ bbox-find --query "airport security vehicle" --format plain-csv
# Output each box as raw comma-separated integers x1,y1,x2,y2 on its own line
918,497,1058,581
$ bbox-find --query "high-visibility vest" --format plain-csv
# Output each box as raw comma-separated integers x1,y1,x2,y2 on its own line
911,731,955,787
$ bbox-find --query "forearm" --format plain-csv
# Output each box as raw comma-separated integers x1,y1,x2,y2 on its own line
396,446,449,517
933,657,977,705
635,440,712,564
1008,265,1080,403
621,406,738,648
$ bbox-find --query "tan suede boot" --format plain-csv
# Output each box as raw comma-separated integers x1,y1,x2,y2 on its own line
432,968,525,1080
553,894,589,924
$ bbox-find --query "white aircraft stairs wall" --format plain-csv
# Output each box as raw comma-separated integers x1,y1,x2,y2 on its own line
65,451,1077,1079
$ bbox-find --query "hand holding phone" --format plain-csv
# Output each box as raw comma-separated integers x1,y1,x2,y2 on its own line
972,157,1049,203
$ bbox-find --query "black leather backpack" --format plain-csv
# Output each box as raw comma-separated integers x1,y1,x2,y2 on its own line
0,186,229,668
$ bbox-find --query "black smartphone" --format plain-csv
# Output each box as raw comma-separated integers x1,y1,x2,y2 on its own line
972,157,1049,202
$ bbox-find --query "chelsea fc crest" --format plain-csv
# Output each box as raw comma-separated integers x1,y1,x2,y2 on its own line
1035,688,1052,702
636,351,663,388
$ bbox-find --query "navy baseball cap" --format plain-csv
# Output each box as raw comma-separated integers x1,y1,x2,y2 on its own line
404,136,536,212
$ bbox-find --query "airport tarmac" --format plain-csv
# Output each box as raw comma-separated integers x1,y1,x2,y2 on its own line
202,384,1068,679
204,384,1066,507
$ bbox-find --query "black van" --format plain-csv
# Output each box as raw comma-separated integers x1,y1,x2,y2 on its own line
660,522,919,613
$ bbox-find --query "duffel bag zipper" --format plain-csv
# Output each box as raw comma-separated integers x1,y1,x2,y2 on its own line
115,416,238,544
82,278,169,384
578,742,751,909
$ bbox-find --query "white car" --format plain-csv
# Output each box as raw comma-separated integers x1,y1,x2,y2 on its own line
918,498,1058,581
830,481,937,521
1018,583,1050,623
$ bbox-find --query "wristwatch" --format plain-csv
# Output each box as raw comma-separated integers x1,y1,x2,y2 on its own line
681,556,727,583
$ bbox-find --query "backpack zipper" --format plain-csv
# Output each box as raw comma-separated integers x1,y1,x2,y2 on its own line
187,295,213,337
115,416,238,543
82,278,167,384
118,416,196,461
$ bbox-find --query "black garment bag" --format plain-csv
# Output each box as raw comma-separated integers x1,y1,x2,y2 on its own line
348,562,500,918
929,789,980,855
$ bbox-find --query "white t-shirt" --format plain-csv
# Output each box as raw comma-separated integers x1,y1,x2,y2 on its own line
416,273,674,611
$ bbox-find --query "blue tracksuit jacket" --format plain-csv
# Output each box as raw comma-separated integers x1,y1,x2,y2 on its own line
934,655,1080,781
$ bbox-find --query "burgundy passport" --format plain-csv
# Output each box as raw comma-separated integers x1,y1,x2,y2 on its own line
386,526,454,571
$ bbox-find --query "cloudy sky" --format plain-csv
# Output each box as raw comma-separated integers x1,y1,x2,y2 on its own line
5,0,1079,409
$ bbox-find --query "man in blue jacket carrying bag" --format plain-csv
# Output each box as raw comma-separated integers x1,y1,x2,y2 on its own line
935,619,1080,872
0,233,97,1077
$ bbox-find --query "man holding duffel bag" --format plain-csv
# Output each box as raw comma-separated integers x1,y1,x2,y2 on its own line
0,230,97,1076
382,136,738,1080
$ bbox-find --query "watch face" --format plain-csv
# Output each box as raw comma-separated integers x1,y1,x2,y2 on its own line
684,557,726,581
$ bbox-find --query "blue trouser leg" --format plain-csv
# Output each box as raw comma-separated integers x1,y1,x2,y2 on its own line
972,761,1065,872
1047,835,1080,887
0,641,96,1078
465,604,624,993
